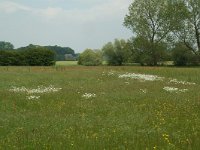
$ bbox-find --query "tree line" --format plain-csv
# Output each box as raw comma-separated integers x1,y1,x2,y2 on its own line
79,0,200,66
0,47,55,66
0,42,77,66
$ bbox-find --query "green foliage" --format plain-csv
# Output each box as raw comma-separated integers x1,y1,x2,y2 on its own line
78,49,102,66
102,39,131,66
0,51,25,66
172,43,199,66
124,0,173,65
23,47,55,66
0,41,14,50
18,44,76,61
0,47,55,66
129,37,167,66
44,45,75,61
173,0,200,59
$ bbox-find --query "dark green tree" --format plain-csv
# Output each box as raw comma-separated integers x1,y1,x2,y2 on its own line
23,47,55,66
0,41,14,50
172,43,199,66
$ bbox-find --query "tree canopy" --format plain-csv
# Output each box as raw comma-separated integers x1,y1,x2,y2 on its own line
124,0,200,66
0,41,14,50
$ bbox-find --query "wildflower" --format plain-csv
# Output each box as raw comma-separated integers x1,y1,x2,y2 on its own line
140,89,147,94
26,95,40,100
82,93,96,99
107,70,115,76
169,79,196,85
125,82,130,85
119,73,164,81
9,85,62,94
163,86,188,93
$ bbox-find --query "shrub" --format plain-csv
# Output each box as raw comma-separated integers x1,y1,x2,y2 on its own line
23,47,55,66
78,49,102,66
102,39,131,66
131,36,167,66
172,43,197,66
0,48,55,66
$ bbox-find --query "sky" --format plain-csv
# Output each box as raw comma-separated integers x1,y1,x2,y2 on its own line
0,0,133,52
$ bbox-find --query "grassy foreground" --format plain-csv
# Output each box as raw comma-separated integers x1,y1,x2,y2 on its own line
0,66,200,149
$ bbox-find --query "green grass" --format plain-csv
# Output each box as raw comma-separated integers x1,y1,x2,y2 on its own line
0,66,200,149
56,61,78,66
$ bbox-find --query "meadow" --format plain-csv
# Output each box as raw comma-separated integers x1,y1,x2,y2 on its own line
0,63,200,149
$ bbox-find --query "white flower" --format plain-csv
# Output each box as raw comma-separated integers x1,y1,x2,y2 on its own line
163,86,179,92
169,79,196,85
140,89,147,94
26,95,40,100
82,93,96,99
163,86,188,93
107,71,115,76
125,82,130,85
9,85,62,94
119,73,164,81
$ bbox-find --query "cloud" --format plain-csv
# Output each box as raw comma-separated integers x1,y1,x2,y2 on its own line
34,0,132,22
0,0,132,51
0,0,132,22
0,1,31,13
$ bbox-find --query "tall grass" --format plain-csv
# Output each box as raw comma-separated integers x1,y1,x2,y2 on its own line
0,66,199,149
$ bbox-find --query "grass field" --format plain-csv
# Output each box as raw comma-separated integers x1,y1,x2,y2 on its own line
0,65,200,149
56,61,78,66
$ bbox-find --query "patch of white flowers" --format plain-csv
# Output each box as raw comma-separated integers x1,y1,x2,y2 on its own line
26,95,40,100
163,86,188,93
107,71,116,76
9,85,62,100
9,85,62,94
169,79,196,85
140,89,147,94
82,93,96,99
119,73,164,81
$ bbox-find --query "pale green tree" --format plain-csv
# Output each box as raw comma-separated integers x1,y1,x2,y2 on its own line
174,0,200,60
78,49,102,66
124,0,180,65
102,39,131,65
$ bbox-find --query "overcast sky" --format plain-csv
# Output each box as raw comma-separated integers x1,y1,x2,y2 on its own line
0,0,132,52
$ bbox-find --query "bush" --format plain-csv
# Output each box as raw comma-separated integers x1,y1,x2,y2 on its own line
102,39,131,66
172,43,197,66
131,36,167,66
78,49,102,66
0,48,55,66
23,47,55,66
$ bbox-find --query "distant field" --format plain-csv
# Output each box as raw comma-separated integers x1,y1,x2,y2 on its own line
0,66,200,149
56,61,78,66
56,61,108,66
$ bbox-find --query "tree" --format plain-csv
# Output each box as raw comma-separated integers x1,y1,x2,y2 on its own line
44,45,75,61
23,47,55,66
0,48,55,66
102,39,131,65
130,36,167,65
78,49,102,66
124,0,175,65
174,0,200,62
0,41,14,50
0,50,25,66
172,42,199,66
